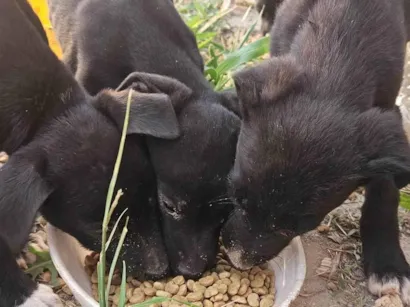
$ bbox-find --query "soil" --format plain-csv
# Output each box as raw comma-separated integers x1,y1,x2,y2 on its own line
11,2,410,307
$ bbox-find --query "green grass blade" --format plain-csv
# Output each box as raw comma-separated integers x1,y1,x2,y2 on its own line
216,36,269,75
130,297,170,307
198,7,234,33
100,89,133,304
118,261,127,307
106,217,129,301
105,208,128,251
97,262,106,307
400,191,410,210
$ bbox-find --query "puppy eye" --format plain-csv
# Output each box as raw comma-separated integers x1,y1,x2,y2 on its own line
161,200,178,214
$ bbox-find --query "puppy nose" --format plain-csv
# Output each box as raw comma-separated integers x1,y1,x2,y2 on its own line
174,263,206,280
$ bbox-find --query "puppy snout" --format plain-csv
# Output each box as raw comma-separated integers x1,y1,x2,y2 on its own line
144,249,170,280
174,261,207,280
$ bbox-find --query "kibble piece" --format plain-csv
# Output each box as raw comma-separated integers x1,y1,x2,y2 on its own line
129,289,145,304
204,299,213,307
192,302,204,307
214,294,224,302
173,276,185,286
230,273,241,283
165,282,179,295
153,282,165,290
213,302,225,307
247,293,260,307
251,276,265,288
143,287,157,296
193,283,207,293
91,271,98,284
172,295,187,302
250,266,262,275
187,280,195,292
261,297,275,307
131,279,141,287
126,288,133,300
216,283,228,294
186,292,204,302
143,281,153,288
199,276,215,287
228,282,240,296
204,287,218,298
222,294,229,302
162,302,170,307
177,284,187,296
218,271,230,279
264,294,275,301
231,296,247,304
238,283,248,296
156,290,172,298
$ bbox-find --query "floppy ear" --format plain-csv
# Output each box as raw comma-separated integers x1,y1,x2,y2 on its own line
116,72,192,110
0,153,52,254
358,108,410,188
233,56,304,120
95,89,180,140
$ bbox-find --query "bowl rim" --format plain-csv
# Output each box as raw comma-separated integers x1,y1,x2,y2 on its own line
47,224,306,307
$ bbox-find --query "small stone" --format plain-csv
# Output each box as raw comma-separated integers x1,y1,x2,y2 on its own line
199,276,215,287
186,292,204,302
317,224,330,233
327,282,337,291
172,276,185,286
247,293,260,307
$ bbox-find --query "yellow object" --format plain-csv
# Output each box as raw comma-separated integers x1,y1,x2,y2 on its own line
27,0,62,58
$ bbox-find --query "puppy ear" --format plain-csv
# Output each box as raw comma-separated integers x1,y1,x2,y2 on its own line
359,108,410,188
0,153,52,253
116,72,192,110
95,89,180,140
233,56,304,120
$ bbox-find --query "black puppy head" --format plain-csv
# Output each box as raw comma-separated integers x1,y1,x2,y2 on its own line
118,72,240,278
221,56,410,270
5,88,180,280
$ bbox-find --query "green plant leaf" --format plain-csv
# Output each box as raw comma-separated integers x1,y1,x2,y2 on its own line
216,36,270,75
25,245,59,287
118,261,127,307
400,191,410,210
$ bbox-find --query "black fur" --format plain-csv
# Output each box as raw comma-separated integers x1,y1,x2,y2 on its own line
0,1,182,305
222,0,410,302
48,0,240,278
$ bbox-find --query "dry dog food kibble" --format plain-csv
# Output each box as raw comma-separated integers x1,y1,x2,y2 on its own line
85,248,276,307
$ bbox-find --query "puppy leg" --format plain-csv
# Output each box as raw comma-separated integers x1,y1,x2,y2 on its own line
0,154,58,306
0,236,62,307
361,176,410,304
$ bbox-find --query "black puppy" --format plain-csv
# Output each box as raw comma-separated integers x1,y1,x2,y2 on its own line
0,1,181,305
222,0,410,303
48,0,240,278
255,0,283,35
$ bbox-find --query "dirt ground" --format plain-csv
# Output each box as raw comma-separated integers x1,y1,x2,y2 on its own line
7,2,410,307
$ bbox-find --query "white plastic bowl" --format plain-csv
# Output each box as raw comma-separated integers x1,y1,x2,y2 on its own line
47,225,306,307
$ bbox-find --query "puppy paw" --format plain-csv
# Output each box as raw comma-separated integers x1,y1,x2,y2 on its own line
368,274,410,305
18,284,63,307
